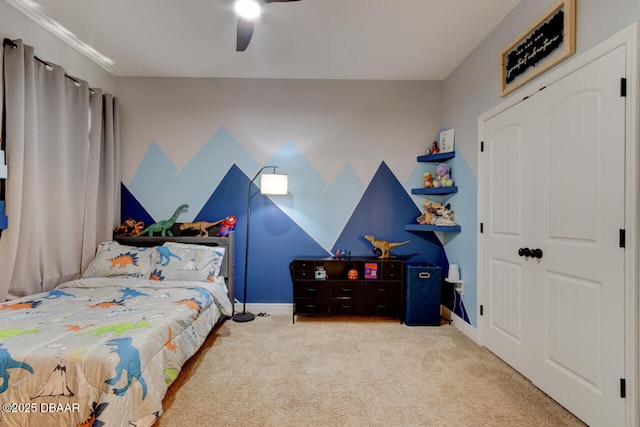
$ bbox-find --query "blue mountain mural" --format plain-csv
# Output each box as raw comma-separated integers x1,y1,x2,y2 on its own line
333,161,447,267
128,127,259,223
265,141,365,250
195,164,328,303
121,184,154,226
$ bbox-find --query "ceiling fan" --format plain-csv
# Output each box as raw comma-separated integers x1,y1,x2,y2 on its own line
235,0,301,51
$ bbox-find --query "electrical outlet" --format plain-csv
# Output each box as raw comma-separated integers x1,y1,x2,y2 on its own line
454,282,464,295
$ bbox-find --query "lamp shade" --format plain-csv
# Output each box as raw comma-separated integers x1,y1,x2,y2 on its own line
260,173,288,195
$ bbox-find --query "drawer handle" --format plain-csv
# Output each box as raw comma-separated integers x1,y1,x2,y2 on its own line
377,305,389,309
305,304,317,309
341,288,354,292
377,288,389,292
418,272,431,279
341,305,353,309
306,288,317,292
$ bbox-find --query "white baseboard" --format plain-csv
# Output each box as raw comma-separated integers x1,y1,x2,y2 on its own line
441,305,478,343
234,303,293,316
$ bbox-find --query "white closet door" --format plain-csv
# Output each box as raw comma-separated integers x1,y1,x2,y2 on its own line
480,45,626,426
480,99,536,378
530,45,626,427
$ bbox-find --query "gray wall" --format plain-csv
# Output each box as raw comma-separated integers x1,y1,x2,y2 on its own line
443,0,640,171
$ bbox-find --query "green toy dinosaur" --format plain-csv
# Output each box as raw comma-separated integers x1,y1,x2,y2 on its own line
136,204,188,237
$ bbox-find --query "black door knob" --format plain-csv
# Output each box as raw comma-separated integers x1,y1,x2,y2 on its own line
531,248,543,259
518,248,531,257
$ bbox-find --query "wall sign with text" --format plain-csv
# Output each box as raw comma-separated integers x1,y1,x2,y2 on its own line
500,0,575,97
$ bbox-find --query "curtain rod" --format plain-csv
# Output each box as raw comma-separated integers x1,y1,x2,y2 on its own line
3,38,96,94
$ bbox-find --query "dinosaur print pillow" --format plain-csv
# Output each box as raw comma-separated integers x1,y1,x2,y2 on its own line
82,241,154,279
149,242,226,282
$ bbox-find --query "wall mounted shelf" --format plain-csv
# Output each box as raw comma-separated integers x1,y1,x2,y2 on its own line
404,224,461,233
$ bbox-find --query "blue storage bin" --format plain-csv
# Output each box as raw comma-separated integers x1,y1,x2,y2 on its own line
404,264,442,326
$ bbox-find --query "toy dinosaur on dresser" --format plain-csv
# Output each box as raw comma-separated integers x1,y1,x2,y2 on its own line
179,219,225,237
364,235,409,259
136,204,188,237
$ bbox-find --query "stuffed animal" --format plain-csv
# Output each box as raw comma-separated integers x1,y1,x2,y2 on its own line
435,204,457,226
416,199,442,225
217,215,237,237
114,218,145,236
432,163,453,188
423,172,433,188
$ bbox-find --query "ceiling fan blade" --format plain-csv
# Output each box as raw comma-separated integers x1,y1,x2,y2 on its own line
262,0,301,3
236,18,255,51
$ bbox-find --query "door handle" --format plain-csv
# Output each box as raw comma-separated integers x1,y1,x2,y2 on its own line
518,247,531,257
517,247,543,259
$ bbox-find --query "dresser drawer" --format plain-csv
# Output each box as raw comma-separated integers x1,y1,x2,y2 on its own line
367,281,401,298
293,281,330,298
381,261,403,280
330,297,366,314
331,281,365,298
295,298,330,314
366,297,401,316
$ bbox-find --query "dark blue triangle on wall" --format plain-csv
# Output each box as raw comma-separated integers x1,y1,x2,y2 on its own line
197,164,328,303
121,184,155,226
333,161,446,267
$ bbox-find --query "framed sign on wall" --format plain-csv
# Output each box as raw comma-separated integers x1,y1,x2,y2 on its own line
500,0,575,97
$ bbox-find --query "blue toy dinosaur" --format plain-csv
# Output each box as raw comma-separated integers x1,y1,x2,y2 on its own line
0,343,34,393
136,204,188,237
155,246,181,266
105,337,147,400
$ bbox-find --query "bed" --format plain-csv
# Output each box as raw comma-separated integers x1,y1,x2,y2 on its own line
0,233,235,427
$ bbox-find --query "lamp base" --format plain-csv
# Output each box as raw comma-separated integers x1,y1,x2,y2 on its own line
232,311,256,322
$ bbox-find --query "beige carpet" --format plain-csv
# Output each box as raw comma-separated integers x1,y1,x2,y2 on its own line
157,315,585,427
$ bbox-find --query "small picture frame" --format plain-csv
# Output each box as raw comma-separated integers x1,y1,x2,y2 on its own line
439,129,455,153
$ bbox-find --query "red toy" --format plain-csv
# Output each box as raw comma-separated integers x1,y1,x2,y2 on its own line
217,215,237,237
431,141,440,154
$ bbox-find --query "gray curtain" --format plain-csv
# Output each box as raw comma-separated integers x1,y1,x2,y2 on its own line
0,39,120,300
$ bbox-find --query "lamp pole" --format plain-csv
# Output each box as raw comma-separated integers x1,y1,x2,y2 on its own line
232,166,279,322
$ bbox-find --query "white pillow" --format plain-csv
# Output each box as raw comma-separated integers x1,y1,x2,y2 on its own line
82,241,153,279
150,242,226,281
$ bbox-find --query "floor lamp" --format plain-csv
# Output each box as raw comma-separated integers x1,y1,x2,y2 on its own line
233,166,288,322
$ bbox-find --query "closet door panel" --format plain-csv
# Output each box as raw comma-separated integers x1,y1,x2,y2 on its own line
532,45,626,427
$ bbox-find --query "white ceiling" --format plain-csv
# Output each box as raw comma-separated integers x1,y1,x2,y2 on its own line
7,0,521,80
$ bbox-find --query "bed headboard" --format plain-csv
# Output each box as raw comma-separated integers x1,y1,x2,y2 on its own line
113,232,235,304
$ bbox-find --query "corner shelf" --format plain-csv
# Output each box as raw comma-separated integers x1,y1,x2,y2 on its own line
417,151,455,162
411,186,458,195
408,148,460,234
404,224,461,233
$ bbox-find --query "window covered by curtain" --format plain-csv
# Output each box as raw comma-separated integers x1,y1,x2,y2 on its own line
0,39,120,300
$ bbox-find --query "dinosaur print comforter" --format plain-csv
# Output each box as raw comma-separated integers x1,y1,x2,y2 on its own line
0,276,232,427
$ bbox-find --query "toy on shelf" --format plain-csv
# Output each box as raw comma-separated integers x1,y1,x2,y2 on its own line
364,234,409,259
430,141,440,155
113,218,145,236
416,200,458,227
179,219,225,237
136,204,188,237
423,172,433,188
216,215,237,237
432,163,454,188
434,204,458,226
416,199,442,225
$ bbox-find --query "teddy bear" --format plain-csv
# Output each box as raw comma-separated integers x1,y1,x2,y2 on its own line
423,172,433,188
432,163,453,188
416,198,442,225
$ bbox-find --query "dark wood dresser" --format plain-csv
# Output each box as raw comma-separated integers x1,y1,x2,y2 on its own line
290,257,403,323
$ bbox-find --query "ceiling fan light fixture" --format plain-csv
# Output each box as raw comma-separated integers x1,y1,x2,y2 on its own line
235,0,261,20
